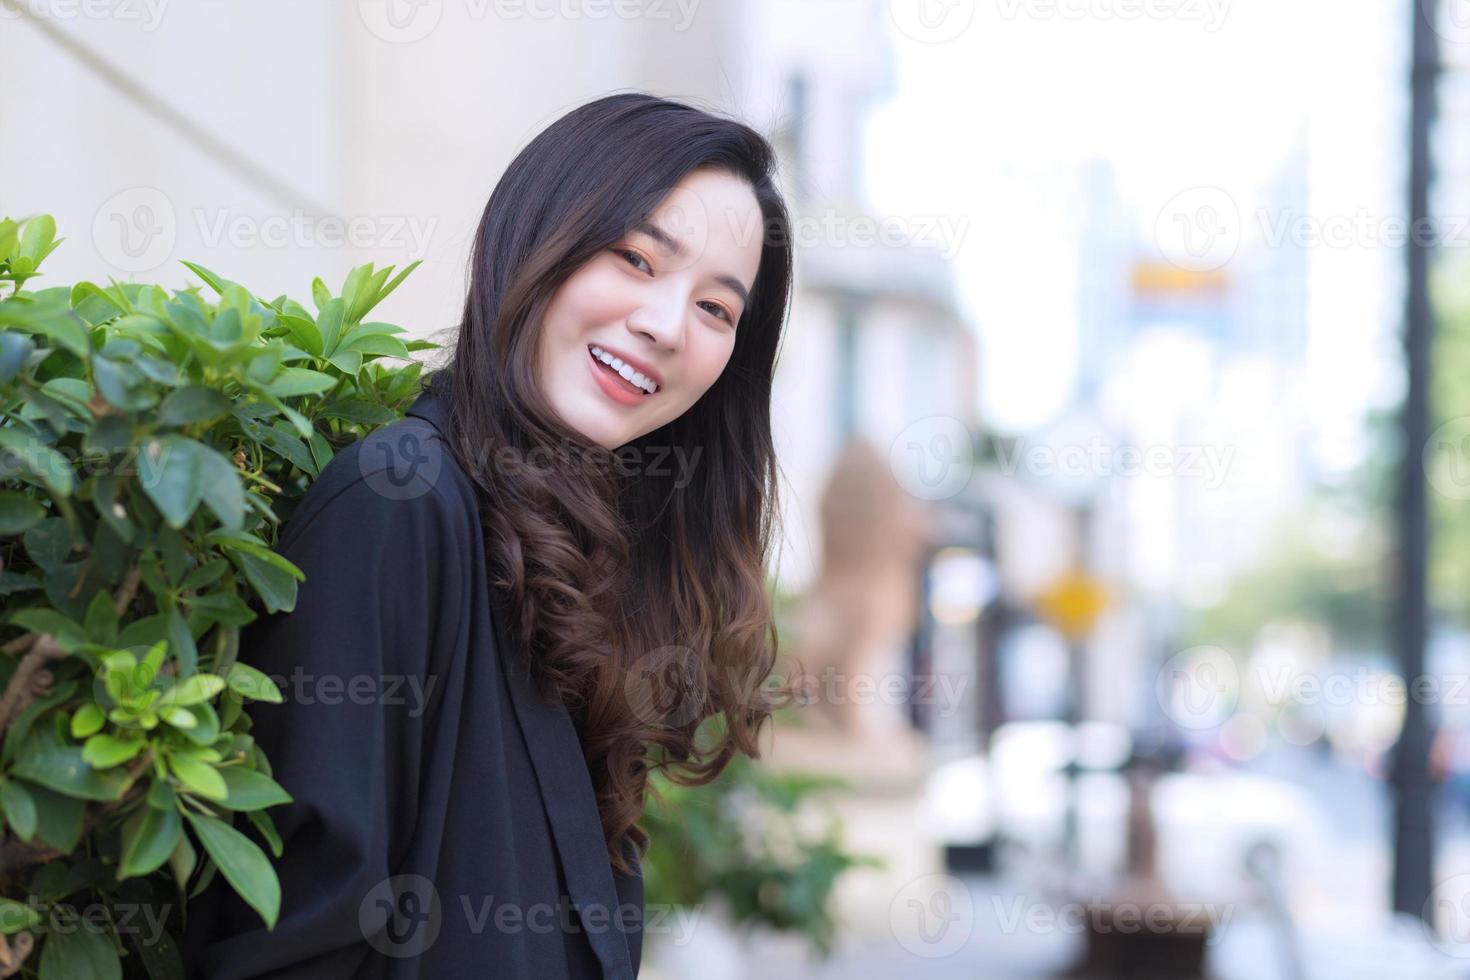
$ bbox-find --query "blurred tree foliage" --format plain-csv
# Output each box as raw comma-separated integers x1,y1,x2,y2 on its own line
1184,256,1470,656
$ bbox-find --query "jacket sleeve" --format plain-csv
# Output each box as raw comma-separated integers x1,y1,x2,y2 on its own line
182,462,465,979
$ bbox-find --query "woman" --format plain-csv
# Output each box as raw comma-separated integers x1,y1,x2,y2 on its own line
182,92,794,978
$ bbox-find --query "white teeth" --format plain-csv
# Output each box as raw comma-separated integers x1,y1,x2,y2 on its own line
589,345,658,394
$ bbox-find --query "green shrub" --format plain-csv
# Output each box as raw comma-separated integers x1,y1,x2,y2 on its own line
642,750,883,958
0,212,434,979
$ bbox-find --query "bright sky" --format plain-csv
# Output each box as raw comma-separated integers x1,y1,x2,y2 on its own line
864,0,1405,454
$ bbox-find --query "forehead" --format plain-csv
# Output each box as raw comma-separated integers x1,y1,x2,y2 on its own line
638,169,764,286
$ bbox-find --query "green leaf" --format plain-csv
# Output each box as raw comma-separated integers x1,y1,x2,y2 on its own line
11,736,131,801
216,768,292,812
225,662,283,703
83,589,119,645
310,276,331,314
189,591,255,627
223,549,298,614
316,297,346,354
0,780,37,841
26,781,85,850
160,674,225,708
168,755,227,800
277,314,324,356
183,810,280,929
365,260,419,320
196,444,246,532
0,898,41,935
0,424,74,496
0,332,35,384
169,831,197,890
339,332,410,360
263,367,335,398
177,704,220,746
3,681,79,767
5,608,83,642
137,435,204,529
17,213,57,263
157,385,232,426
81,733,146,768
167,605,198,678
120,803,182,879
179,259,231,295
0,302,90,358
0,491,45,535
37,913,121,980
69,703,106,739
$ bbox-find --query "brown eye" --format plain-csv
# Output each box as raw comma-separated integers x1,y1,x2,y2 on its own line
615,247,652,274
698,300,733,323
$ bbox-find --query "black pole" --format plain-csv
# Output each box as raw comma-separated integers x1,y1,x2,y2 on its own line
1390,0,1438,922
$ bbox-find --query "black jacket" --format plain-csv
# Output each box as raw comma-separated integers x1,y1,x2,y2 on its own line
181,380,643,978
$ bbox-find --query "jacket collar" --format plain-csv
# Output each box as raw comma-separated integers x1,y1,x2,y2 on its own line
404,380,639,979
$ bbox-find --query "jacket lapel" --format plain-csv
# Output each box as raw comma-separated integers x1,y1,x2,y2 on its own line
405,384,636,980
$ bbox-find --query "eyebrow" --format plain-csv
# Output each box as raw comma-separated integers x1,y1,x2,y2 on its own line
633,218,752,309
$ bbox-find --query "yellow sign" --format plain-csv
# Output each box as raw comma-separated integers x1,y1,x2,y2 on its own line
1033,569,1110,640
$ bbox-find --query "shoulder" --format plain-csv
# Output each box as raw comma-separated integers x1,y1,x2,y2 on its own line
276,414,481,556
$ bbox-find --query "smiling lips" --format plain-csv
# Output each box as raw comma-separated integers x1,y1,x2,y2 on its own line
586,345,655,406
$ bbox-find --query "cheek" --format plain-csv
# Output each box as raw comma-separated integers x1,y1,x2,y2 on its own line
682,335,736,397
557,264,634,329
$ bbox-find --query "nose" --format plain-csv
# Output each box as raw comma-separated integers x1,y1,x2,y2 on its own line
626,289,685,351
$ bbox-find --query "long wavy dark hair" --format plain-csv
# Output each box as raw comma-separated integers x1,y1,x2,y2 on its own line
421,92,794,875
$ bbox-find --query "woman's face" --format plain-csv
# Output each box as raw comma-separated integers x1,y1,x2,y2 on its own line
535,167,764,451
